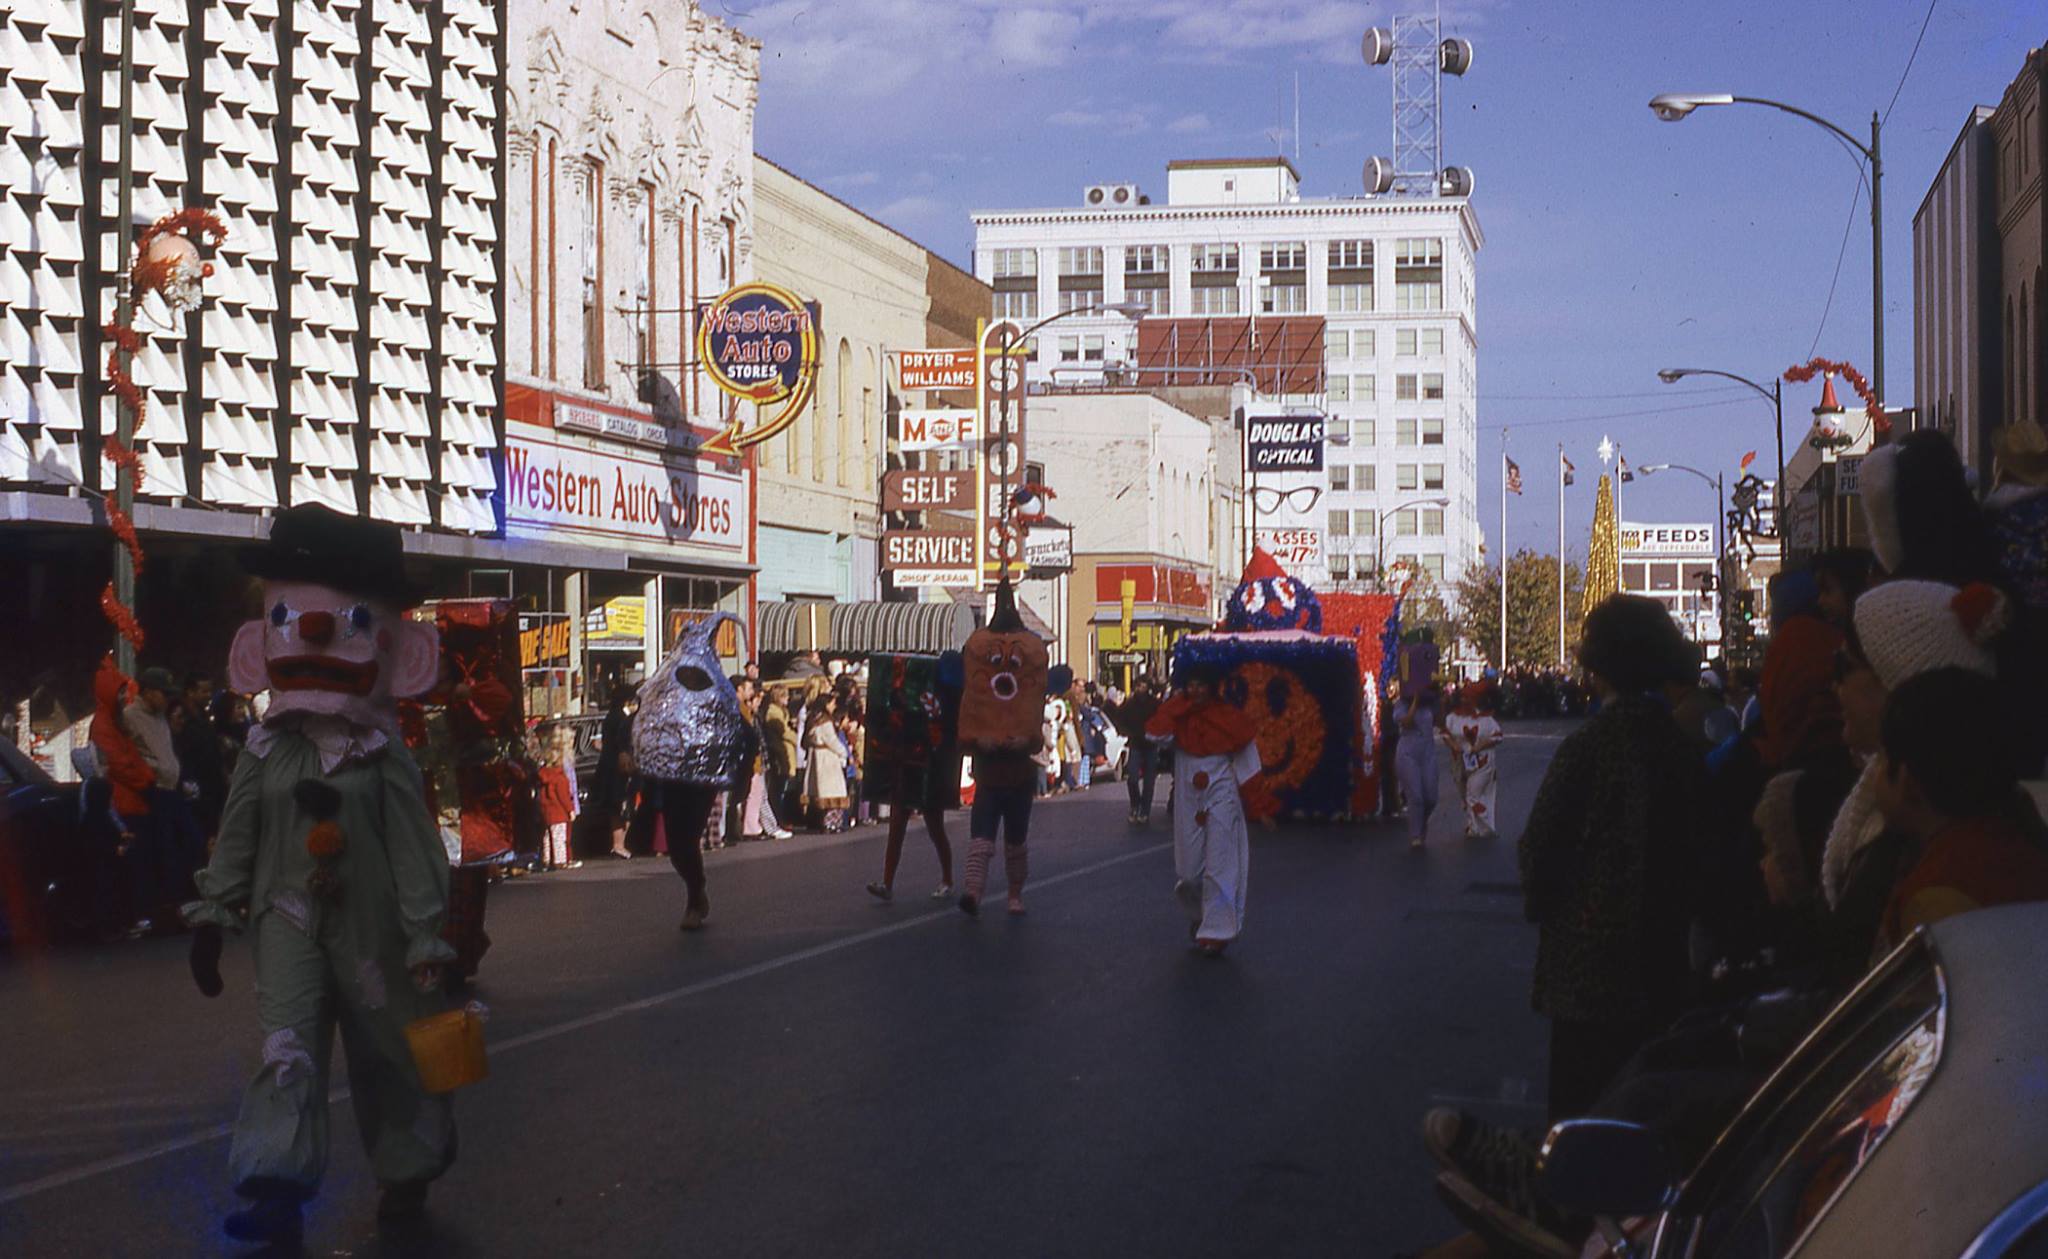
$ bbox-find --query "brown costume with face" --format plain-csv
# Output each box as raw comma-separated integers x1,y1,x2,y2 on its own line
958,583,1049,756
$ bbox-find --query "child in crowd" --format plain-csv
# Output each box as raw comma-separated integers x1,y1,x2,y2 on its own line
1442,684,1504,840
537,744,580,870
1868,668,2048,956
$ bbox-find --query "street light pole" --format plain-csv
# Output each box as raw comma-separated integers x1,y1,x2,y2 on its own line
1639,462,1727,649
1649,93,1885,409
1373,495,1450,595
1656,367,1786,518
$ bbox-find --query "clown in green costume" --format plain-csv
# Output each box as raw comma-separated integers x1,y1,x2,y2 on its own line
184,505,456,1245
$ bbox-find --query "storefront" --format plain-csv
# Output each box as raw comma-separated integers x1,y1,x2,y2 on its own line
497,384,757,716
1075,557,1212,686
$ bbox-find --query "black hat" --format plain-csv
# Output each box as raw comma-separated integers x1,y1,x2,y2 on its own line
240,504,427,606
987,580,1025,633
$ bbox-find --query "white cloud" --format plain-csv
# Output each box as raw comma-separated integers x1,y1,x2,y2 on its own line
1166,112,1210,133
877,194,948,222
988,8,1083,67
1047,105,1151,134
827,171,883,188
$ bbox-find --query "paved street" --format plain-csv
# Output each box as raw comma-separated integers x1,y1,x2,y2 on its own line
1,725,1571,1258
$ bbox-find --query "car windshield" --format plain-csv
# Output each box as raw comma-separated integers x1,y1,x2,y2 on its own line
1683,934,1946,1259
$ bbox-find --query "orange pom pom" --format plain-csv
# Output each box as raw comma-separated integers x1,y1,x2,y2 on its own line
1950,583,2010,643
306,820,347,860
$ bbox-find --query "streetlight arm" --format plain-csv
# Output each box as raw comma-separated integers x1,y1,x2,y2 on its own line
1639,463,1717,492
1727,96,1874,161
1659,367,1775,407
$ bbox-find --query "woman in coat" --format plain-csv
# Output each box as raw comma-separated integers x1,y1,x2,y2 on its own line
1519,595,1704,1122
804,702,850,832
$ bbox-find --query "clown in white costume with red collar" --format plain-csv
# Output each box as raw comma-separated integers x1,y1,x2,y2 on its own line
183,505,455,1246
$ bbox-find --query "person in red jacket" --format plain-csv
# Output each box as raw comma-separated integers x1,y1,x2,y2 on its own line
537,743,580,870
1146,660,1262,955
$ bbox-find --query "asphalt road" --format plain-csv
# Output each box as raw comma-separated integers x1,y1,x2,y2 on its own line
0,722,1575,1258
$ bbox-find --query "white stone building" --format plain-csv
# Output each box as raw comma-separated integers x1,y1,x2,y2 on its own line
971,156,1484,594
1016,391,1228,682
502,0,762,700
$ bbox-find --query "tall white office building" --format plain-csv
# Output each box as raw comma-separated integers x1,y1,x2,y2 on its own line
971,156,1483,594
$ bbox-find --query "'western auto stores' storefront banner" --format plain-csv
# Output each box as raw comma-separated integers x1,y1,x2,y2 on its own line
504,419,748,560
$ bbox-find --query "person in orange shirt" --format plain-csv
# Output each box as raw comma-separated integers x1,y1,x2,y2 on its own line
1870,668,2048,956
536,743,580,871
1147,661,1262,955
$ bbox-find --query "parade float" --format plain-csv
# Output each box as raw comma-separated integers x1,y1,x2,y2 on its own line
1169,550,1403,821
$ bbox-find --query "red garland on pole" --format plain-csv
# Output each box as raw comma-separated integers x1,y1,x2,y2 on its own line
99,208,226,658
1782,357,1889,437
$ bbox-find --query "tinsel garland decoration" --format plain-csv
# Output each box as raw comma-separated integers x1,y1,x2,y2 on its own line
1581,473,1620,617
98,209,226,654
1783,357,1888,437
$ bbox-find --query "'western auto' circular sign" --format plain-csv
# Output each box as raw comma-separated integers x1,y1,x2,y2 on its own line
696,282,819,456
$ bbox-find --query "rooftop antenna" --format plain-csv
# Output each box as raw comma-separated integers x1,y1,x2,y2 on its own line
1294,71,1301,165
1361,13,1474,197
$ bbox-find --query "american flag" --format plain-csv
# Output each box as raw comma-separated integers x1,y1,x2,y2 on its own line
1561,452,1575,486
1505,456,1523,495
1618,453,1634,484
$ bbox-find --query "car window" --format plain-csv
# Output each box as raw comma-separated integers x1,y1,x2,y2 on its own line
1685,936,1946,1259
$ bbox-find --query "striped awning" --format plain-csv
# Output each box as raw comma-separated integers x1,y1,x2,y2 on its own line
757,600,976,655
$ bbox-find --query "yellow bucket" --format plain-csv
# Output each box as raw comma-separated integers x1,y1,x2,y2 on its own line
404,1005,489,1094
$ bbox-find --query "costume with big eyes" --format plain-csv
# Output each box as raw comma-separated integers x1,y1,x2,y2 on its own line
954,585,1069,913
629,614,751,924
183,505,455,1212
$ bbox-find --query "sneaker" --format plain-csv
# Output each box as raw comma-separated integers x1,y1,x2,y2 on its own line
223,1197,303,1245
768,828,794,840
1411,837,1426,849
1006,895,1026,915
957,892,980,917
1422,1108,1539,1182
679,897,710,931
866,881,892,902
1194,938,1229,956
563,860,584,870
930,884,954,899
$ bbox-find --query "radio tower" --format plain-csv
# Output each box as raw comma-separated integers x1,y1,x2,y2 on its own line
1362,14,1474,198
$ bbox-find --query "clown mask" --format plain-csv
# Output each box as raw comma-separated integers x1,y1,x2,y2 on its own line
228,579,440,730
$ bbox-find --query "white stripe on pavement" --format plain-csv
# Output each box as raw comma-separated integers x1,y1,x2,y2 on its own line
0,840,1173,1206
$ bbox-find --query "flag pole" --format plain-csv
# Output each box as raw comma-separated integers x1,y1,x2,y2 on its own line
1499,430,1508,672
1557,442,1566,667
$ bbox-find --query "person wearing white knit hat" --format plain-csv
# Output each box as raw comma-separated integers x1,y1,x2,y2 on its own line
1819,580,2010,928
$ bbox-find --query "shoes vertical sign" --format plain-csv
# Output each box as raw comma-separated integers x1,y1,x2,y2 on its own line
979,319,1030,587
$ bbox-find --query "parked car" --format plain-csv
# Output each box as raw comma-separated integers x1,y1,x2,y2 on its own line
1537,902,2048,1258
0,741,111,945
1095,724,1128,783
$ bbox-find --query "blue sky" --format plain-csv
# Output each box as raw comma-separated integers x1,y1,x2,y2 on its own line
746,0,2038,556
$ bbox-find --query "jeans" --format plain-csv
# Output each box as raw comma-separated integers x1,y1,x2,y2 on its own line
652,781,717,906
1125,742,1158,817
969,782,1034,848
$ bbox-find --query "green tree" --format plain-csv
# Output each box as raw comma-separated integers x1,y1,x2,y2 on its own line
1454,550,1585,670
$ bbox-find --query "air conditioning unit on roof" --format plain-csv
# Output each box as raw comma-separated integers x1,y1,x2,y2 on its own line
1083,183,1143,208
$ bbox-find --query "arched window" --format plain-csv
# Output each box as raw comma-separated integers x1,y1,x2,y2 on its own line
837,339,854,488
862,347,877,488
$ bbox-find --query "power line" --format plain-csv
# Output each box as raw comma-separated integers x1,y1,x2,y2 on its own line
1885,0,1941,124
1807,180,1863,357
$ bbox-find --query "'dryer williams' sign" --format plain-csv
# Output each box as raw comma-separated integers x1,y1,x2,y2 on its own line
1246,413,1326,472
697,282,821,457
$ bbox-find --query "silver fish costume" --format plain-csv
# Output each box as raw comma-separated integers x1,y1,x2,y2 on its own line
629,612,753,931
632,613,747,786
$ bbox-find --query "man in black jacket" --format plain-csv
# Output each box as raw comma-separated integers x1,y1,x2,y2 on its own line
1108,680,1162,824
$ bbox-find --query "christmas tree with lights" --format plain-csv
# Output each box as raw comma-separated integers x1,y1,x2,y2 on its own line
1582,473,1619,616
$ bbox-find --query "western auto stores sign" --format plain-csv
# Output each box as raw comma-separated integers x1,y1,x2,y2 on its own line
504,422,747,557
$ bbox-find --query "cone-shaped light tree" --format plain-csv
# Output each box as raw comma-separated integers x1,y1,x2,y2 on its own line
1581,474,1620,617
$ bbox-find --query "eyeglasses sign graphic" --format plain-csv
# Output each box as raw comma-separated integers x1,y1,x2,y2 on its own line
695,281,821,457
